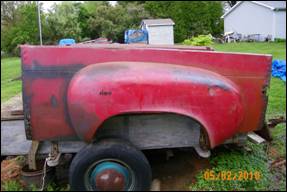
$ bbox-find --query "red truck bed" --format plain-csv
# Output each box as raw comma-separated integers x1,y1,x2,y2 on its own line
21,44,272,148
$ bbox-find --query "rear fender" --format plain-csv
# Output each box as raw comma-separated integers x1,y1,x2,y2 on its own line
67,62,244,148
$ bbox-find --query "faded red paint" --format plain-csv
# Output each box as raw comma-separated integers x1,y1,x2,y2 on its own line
20,44,272,148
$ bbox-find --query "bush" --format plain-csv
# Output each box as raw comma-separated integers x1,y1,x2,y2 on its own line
274,38,286,43
182,34,213,46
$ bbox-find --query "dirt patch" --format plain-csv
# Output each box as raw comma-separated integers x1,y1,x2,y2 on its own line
268,157,286,191
267,146,280,159
268,116,286,128
144,148,211,191
1,94,23,119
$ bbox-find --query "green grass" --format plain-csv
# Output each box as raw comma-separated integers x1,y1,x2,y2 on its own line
266,78,286,118
190,142,271,191
1,180,24,191
212,42,286,60
1,57,22,102
1,180,70,191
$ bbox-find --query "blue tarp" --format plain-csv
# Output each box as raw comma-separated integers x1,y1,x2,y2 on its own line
272,60,286,82
59,39,76,46
124,29,148,44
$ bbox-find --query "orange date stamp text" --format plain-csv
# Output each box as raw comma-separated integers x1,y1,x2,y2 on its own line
203,170,261,181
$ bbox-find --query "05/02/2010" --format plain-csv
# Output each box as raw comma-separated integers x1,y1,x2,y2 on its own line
203,170,261,181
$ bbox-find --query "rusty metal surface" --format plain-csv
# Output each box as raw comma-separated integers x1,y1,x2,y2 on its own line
20,45,272,148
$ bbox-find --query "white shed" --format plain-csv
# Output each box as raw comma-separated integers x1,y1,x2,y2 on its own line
141,19,175,45
221,1,286,41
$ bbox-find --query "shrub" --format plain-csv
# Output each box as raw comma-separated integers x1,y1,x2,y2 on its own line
274,38,286,43
182,34,213,46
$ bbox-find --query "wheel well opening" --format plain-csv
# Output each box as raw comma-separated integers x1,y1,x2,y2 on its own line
93,112,211,150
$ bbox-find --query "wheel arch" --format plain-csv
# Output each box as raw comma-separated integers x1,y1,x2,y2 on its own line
91,111,211,150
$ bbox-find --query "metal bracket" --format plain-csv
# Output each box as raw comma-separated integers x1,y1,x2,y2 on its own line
28,140,40,170
247,132,266,144
46,141,61,167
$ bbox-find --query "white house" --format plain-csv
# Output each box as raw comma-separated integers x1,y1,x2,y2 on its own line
141,19,175,45
221,1,286,41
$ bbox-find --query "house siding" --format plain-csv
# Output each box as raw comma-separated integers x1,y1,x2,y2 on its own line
224,1,274,39
274,11,286,39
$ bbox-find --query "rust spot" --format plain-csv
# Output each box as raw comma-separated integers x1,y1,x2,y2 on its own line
95,169,125,191
208,87,216,96
208,85,230,97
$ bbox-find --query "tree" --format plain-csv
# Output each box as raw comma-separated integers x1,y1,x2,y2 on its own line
45,2,82,43
1,2,42,55
117,1,146,7
1,1,32,27
144,1,224,42
1,1,225,54
227,1,237,7
86,2,150,43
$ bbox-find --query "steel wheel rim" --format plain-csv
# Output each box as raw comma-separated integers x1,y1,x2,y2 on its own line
84,158,136,191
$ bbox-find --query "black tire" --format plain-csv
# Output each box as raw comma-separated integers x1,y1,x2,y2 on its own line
69,138,152,191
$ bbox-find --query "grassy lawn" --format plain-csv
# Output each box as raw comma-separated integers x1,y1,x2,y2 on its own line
1,42,286,191
1,57,22,103
212,42,286,60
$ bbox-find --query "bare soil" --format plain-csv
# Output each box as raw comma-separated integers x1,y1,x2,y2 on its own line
1,93,23,118
145,148,211,191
